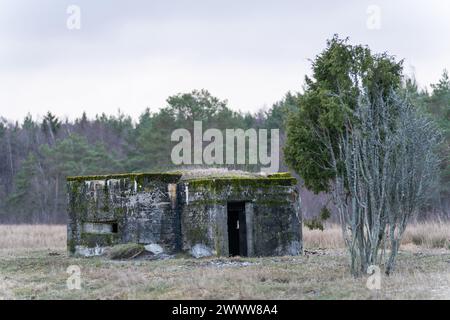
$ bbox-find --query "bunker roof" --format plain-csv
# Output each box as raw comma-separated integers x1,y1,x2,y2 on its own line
66,169,296,186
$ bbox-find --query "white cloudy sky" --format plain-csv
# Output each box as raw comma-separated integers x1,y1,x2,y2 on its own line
0,0,449,122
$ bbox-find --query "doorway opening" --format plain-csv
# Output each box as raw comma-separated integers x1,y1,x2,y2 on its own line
227,201,247,257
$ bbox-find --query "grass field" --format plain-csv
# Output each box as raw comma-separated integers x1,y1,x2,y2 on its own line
0,224,449,299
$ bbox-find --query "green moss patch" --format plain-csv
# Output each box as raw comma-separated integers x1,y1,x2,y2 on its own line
185,224,209,244
80,233,119,248
108,243,145,260
67,238,76,253
267,172,292,178
67,171,296,188
67,172,182,183
186,176,297,190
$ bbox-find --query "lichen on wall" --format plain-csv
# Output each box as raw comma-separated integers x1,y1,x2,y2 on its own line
67,173,183,254
67,170,302,257
179,173,301,257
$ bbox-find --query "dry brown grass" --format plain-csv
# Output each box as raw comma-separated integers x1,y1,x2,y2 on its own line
303,225,345,248
402,222,450,249
0,248,449,299
0,222,448,252
0,223,449,299
303,222,450,250
0,225,66,251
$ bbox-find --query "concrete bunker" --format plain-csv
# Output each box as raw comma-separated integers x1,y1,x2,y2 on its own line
66,170,302,257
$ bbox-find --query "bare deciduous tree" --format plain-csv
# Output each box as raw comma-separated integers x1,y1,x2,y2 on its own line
317,90,440,275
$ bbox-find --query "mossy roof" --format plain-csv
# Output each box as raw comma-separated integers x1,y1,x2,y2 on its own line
66,169,296,186
179,170,296,186
66,172,182,182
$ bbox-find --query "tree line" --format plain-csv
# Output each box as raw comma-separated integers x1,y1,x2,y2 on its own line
0,61,448,224
0,90,299,223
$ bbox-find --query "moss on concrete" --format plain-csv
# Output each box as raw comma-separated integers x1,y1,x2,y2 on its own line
80,232,119,248
185,176,297,190
186,224,209,244
188,199,227,206
254,199,291,206
67,170,301,257
67,172,182,183
108,243,145,260
267,172,292,178
67,238,76,253
67,171,296,188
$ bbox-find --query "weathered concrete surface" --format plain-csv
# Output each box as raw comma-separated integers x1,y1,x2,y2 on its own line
67,173,181,255
67,170,302,258
179,175,302,257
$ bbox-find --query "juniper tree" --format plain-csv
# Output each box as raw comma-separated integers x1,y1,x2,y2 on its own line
285,36,441,275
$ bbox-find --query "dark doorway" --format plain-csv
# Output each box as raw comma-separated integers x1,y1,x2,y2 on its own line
227,201,247,257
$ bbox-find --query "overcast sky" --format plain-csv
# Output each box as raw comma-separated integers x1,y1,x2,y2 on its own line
0,0,449,122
